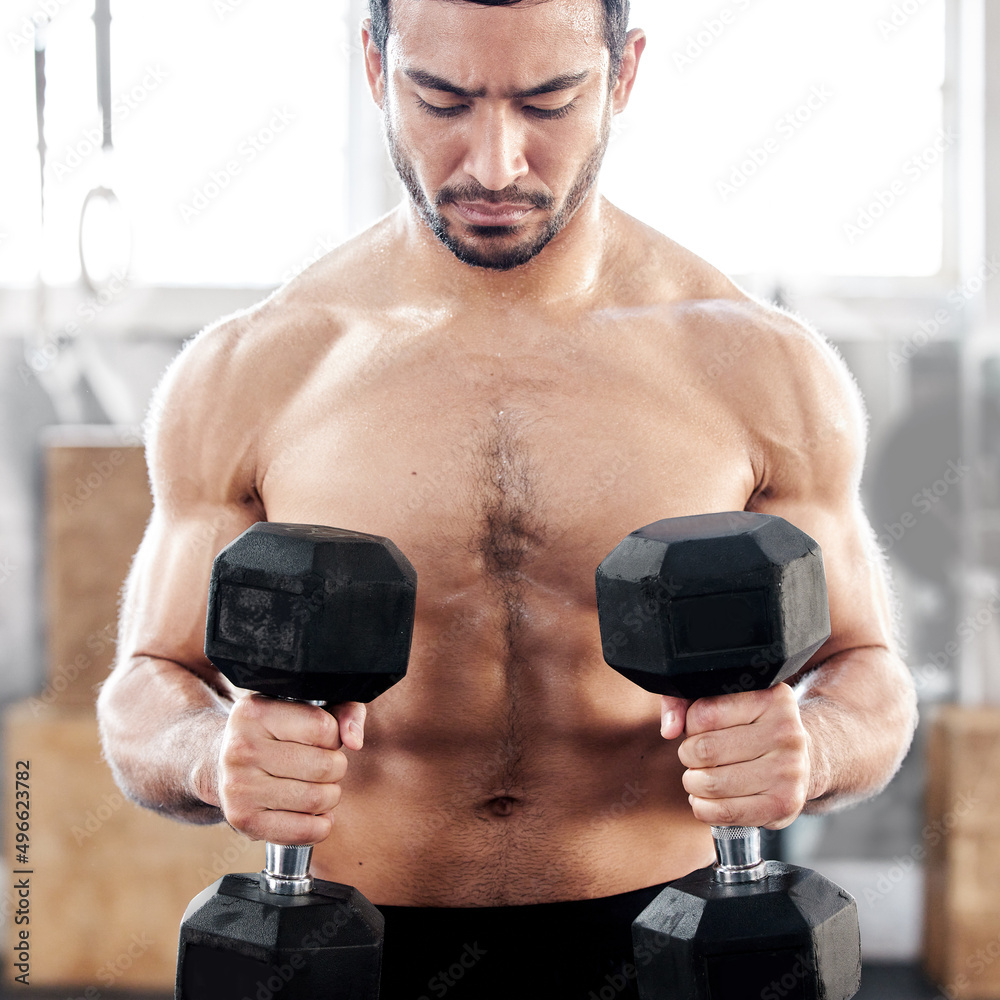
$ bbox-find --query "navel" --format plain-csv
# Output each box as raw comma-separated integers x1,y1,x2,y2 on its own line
483,795,521,819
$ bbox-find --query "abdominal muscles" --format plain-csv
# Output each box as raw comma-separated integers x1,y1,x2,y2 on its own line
306,410,707,905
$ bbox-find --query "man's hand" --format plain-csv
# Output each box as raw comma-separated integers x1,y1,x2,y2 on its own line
213,693,367,845
660,684,811,830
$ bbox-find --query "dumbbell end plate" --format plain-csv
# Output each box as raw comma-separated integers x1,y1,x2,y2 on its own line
633,862,861,1000
176,874,384,1000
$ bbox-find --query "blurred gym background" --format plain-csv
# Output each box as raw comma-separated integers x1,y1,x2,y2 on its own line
0,0,998,996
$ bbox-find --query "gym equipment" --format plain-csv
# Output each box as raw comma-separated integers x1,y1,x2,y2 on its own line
176,522,417,1000
79,0,131,292
596,511,861,1000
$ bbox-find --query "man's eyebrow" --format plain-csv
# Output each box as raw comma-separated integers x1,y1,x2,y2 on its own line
512,71,590,99
402,68,590,100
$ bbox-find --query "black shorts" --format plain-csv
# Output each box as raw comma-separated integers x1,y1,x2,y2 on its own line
377,883,668,1000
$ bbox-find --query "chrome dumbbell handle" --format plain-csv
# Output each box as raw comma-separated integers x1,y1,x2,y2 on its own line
259,698,326,896
711,826,768,884
262,843,315,895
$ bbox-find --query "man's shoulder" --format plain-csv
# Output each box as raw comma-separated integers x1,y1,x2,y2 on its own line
692,296,861,410
614,230,868,450
687,295,868,469
605,208,742,309
168,227,389,382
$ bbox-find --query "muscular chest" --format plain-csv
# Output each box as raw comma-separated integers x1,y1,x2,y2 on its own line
258,318,756,600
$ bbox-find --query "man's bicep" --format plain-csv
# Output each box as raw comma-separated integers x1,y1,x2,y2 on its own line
743,320,897,665
115,500,259,691
117,319,265,677
752,488,897,670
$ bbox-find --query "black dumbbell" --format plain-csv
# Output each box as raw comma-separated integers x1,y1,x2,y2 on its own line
176,522,417,1000
596,511,861,1000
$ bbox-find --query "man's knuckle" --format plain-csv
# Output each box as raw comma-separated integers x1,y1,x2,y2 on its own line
689,798,710,823
693,735,716,765
329,750,349,781
300,784,327,813
225,804,255,833
690,701,719,732
776,718,805,746
770,682,793,703
714,801,740,826
699,772,720,798
771,791,801,821
224,734,254,765
237,695,266,722
220,769,250,803
317,711,342,745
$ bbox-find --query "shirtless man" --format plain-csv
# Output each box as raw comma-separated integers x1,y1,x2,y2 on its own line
96,1,918,997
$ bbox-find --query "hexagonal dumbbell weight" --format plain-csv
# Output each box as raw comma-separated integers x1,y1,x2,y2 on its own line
176,522,417,1000
596,511,861,1000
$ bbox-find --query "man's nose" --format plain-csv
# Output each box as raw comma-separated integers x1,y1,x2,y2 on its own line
462,107,529,192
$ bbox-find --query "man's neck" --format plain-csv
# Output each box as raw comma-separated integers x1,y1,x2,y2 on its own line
393,191,610,310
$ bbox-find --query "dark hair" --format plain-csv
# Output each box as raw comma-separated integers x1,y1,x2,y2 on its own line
368,0,631,82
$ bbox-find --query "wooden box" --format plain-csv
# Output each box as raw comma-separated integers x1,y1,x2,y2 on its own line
41,426,152,708
924,705,1000,999
2,701,263,990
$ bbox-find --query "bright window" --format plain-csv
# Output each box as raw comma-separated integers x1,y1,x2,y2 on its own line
1,0,350,286
1,0,946,286
602,0,948,277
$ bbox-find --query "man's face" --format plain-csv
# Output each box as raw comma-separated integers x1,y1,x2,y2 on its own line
372,0,618,271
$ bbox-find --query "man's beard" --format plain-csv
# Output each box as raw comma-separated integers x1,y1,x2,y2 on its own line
384,106,612,271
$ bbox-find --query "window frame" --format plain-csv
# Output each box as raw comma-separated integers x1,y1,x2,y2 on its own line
0,0,974,343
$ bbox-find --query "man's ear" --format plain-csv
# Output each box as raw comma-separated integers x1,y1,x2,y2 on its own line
612,27,646,114
361,18,386,108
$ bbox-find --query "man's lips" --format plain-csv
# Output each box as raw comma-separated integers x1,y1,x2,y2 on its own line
450,201,536,226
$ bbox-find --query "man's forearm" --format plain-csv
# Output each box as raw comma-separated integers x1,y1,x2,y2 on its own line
96,656,230,824
798,646,918,813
